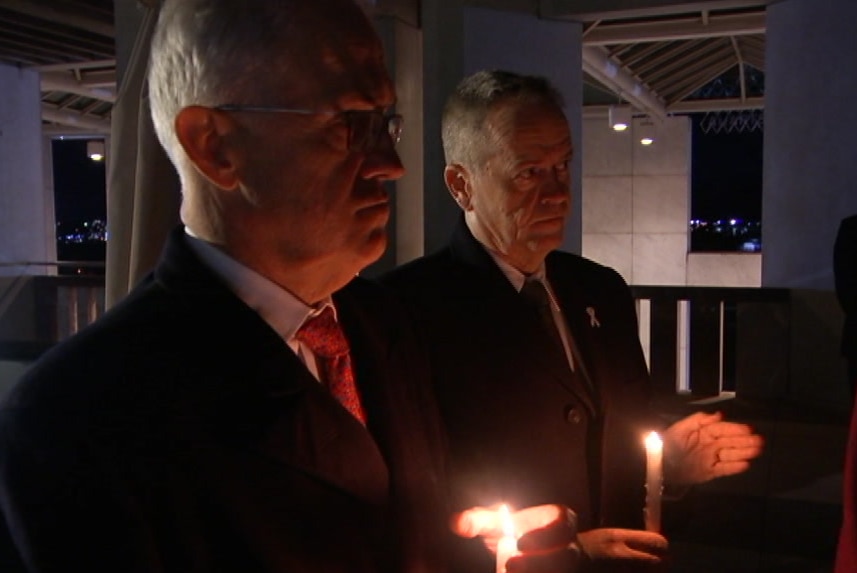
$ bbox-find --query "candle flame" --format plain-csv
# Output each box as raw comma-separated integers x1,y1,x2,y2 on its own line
644,431,663,452
499,504,516,538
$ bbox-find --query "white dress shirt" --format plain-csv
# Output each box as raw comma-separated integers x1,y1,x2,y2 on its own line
184,227,331,382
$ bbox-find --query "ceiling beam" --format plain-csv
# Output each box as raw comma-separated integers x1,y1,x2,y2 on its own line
41,71,116,102
42,124,106,137
36,59,116,72
582,11,764,45
41,104,110,134
667,96,763,112
731,36,747,101
582,45,668,121
0,0,115,37
583,95,763,117
543,0,769,22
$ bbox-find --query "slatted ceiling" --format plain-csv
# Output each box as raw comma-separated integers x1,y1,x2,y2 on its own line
0,0,767,132
630,41,689,76
645,39,726,86
78,68,115,87
1,11,108,53
0,8,112,64
651,44,729,95
670,60,739,103
741,36,765,69
664,55,733,98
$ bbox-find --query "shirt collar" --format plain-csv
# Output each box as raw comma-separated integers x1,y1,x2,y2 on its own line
485,248,547,292
183,227,334,341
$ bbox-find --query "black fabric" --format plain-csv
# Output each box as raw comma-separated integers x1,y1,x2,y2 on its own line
382,215,662,573
520,279,566,356
0,227,449,573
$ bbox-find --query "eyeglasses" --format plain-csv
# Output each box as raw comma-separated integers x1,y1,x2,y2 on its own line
214,105,404,152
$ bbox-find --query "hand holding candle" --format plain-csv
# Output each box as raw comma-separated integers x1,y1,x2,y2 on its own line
644,431,663,533
496,504,518,573
451,503,579,573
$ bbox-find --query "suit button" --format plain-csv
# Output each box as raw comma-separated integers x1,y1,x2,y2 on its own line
565,406,583,424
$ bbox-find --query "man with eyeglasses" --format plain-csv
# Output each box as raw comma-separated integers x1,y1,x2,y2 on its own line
0,1,440,572
0,2,588,572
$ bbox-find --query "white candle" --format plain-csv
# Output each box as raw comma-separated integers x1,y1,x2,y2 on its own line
644,431,663,533
496,504,518,573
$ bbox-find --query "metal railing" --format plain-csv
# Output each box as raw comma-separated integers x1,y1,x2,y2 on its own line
0,263,105,360
0,274,842,407
632,285,803,401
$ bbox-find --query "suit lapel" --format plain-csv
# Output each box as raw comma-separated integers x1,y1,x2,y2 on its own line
546,257,602,416
448,218,598,413
155,228,390,504
245,350,390,505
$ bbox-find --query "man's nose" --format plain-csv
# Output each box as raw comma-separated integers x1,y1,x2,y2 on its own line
541,172,570,205
361,134,405,181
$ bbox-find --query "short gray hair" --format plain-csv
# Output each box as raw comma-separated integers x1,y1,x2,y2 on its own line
148,0,301,179
441,70,565,168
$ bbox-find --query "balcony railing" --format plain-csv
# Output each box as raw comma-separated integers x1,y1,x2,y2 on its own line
0,262,105,361
0,272,847,411
632,285,846,411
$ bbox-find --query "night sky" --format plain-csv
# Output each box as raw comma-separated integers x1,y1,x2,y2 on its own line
690,115,764,222
52,138,107,229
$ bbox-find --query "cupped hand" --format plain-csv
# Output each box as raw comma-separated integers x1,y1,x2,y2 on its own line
577,527,668,565
663,410,765,485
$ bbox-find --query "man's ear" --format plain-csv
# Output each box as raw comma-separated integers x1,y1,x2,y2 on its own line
444,164,472,210
175,105,241,190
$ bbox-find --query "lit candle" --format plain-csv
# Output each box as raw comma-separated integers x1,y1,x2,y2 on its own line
496,504,518,573
644,431,663,532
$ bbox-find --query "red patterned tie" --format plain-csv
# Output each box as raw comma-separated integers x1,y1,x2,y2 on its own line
295,307,367,425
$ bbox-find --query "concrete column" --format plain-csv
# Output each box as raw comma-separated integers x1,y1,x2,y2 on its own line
365,14,424,276
762,0,857,289
0,63,54,276
420,0,465,255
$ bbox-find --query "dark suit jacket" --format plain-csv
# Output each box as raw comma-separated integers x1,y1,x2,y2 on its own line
382,219,657,537
0,228,448,573
835,214,857,363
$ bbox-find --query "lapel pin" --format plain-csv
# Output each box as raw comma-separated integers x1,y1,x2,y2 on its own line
585,307,601,328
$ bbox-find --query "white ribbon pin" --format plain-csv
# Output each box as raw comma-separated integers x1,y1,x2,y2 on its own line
585,307,601,328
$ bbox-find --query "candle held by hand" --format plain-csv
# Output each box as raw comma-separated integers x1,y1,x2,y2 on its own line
496,504,518,573
644,431,663,532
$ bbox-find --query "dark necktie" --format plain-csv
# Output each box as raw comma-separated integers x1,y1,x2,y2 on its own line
520,278,567,357
295,307,367,425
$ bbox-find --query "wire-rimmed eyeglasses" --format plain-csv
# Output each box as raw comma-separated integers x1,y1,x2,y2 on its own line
215,105,403,152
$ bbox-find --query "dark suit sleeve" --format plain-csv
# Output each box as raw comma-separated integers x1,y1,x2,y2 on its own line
0,400,163,573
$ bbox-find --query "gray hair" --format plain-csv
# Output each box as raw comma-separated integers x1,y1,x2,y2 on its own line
441,70,565,168
148,0,302,181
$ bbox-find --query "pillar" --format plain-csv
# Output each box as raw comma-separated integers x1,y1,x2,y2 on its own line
762,0,857,289
0,63,54,276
